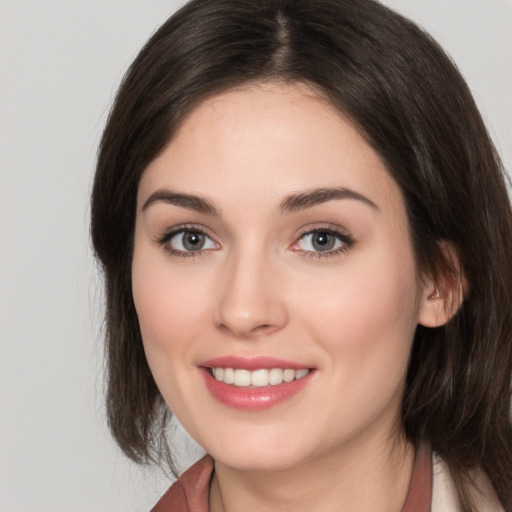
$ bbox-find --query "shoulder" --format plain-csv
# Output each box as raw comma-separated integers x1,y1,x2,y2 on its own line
150,455,214,512
432,454,504,512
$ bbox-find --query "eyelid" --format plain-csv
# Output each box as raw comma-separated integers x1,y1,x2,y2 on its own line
155,224,220,257
154,222,354,259
156,223,212,243
290,223,355,257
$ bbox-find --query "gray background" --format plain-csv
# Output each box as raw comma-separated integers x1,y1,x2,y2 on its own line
1,1,511,510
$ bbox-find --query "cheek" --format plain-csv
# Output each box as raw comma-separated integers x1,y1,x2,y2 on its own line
131,244,210,385
293,246,420,386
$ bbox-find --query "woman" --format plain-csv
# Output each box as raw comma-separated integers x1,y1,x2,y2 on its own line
91,0,512,510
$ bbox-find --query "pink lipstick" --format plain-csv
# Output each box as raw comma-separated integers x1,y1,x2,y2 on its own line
199,357,314,411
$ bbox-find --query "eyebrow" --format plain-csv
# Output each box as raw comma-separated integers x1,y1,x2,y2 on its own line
280,187,378,213
141,186,377,216
141,189,219,215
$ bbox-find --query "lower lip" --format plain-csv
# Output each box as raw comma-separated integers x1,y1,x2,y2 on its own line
200,368,314,411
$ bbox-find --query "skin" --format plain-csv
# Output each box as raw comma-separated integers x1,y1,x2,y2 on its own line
132,82,445,511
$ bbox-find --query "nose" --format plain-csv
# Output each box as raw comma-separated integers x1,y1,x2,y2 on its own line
213,250,288,338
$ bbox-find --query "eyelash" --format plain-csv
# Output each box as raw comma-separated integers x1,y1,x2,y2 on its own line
293,224,355,259
156,224,217,259
155,223,355,259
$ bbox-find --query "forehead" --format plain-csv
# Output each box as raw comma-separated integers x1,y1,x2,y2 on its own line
138,82,404,219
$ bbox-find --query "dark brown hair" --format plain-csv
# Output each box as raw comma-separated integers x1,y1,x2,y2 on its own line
91,0,512,508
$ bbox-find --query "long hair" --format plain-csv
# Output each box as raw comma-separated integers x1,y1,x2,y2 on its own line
91,1,512,508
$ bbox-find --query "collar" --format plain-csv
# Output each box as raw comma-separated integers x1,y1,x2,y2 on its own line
152,444,432,511
401,444,432,512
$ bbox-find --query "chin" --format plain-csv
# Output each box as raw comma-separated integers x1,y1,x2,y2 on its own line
214,446,304,473
201,427,312,472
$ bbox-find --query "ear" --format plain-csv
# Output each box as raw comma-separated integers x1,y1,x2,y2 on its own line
418,242,467,328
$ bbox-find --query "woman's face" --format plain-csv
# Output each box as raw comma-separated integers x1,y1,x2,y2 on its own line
132,82,431,472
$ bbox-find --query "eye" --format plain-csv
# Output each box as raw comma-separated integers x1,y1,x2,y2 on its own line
300,231,339,252
159,228,219,256
291,227,354,257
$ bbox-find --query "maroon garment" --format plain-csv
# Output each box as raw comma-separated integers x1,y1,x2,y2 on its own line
402,445,432,512
151,456,213,512
151,446,432,512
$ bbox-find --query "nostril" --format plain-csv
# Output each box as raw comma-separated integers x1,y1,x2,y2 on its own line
252,324,274,334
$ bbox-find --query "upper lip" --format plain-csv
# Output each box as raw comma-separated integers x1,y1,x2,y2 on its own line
199,356,311,371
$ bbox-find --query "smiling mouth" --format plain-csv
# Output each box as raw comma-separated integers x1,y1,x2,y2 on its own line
209,367,310,387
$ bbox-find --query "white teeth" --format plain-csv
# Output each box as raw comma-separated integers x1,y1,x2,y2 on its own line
251,369,269,387
268,368,284,385
295,369,309,380
211,367,310,387
223,367,234,384
283,369,295,383
233,369,251,386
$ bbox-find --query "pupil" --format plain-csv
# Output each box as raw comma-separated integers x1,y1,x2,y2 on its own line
183,232,204,251
312,232,335,251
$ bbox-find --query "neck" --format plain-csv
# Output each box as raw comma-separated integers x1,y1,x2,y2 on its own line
209,434,415,512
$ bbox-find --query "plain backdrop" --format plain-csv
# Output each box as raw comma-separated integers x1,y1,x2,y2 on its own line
0,1,511,510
